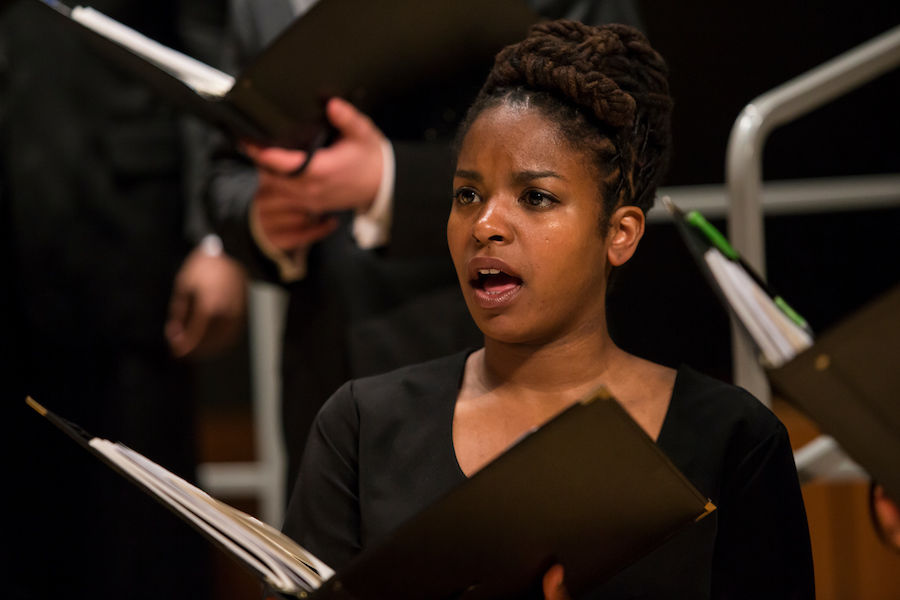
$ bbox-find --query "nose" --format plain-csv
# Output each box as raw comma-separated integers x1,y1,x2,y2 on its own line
472,200,513,246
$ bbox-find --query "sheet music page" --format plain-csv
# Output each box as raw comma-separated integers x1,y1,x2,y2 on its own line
70,6,235,97
704,248,795,365
87,438,327,594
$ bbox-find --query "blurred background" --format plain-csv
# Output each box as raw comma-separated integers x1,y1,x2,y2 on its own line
1,0,898,598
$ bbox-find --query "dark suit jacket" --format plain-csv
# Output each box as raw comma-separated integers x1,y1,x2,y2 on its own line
1,2,220,597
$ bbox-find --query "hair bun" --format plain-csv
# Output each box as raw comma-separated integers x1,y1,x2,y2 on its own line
484,20,670,133
460,19,673,213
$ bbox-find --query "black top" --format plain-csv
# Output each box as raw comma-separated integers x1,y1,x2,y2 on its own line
283,351,815,599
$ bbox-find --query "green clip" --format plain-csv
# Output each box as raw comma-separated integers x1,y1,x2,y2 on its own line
774,296,809,330
685,210,739,260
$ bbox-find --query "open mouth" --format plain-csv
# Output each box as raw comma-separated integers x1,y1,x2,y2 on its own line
465,258,524,309
473,268,523,294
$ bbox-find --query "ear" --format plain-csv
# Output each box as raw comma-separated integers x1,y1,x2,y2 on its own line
606,205,645,267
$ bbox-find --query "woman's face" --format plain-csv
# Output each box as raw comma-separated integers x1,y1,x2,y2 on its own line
447,103,620,346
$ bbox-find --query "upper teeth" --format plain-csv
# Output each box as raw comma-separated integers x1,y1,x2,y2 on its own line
479,268,501,275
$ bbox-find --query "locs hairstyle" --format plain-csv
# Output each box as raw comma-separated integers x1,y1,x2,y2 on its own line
456,20,673,222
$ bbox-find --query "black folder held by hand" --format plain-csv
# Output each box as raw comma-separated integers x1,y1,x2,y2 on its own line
27,389,714,599
766,285,900,501
36,0,539,151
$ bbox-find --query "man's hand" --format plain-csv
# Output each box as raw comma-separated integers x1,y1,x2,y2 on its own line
245,97,386,254
165,244,248,359
872,484,900,550
542,564,572,600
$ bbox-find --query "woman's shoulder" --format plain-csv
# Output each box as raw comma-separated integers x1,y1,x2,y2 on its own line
355,349,471,395
666,365,789,450
317,349,472,424
660,366,797,504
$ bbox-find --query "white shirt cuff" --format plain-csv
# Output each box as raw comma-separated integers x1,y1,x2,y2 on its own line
249,138,393,281
352,138,394,249
199,233,224,257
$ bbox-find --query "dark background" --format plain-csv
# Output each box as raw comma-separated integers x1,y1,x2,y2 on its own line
0,1,896,598
608,0,900,381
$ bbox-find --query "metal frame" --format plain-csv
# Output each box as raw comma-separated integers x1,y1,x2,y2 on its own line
198,282,288,526
724,25,900,483
651,174,900,222
725,24,900,405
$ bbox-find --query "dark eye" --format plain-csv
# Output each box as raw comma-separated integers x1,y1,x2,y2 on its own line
453,187,480,206
521,189,557,209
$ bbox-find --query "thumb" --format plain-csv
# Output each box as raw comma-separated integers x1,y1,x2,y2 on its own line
542,564,571,600
165,285,193,356
165,281,189,338
244,144,309,174
176,297,213,359
325,97,377,140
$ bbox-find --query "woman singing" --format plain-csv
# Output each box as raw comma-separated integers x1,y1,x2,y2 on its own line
283,20,815,599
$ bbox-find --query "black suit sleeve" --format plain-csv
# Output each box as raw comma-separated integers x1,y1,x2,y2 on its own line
202,132,286,281
383,139,457,259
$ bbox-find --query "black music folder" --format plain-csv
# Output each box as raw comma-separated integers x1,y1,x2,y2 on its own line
766,285,900,501
665,197,900,500
28,388,714,599
36,0,538,151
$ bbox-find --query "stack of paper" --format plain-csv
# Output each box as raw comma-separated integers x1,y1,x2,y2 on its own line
662,196,813,367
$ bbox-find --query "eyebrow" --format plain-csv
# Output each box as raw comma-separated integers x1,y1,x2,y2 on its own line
454,169,482,182
513,169,565,183
453,169,565,183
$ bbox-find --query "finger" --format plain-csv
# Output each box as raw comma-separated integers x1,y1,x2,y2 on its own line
325,96,376,141
256,178,321,209
255,201,318,221
255,210,322,235
256,170,329,209
542,564,571,600
298,215,340,243
255,208,331,253
176,298,212,359
239,139,263,156
165,288,190,354
256,207,314,225
166,289,189,333
247,145,309,174
270,216,339,248
874,486,900,522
